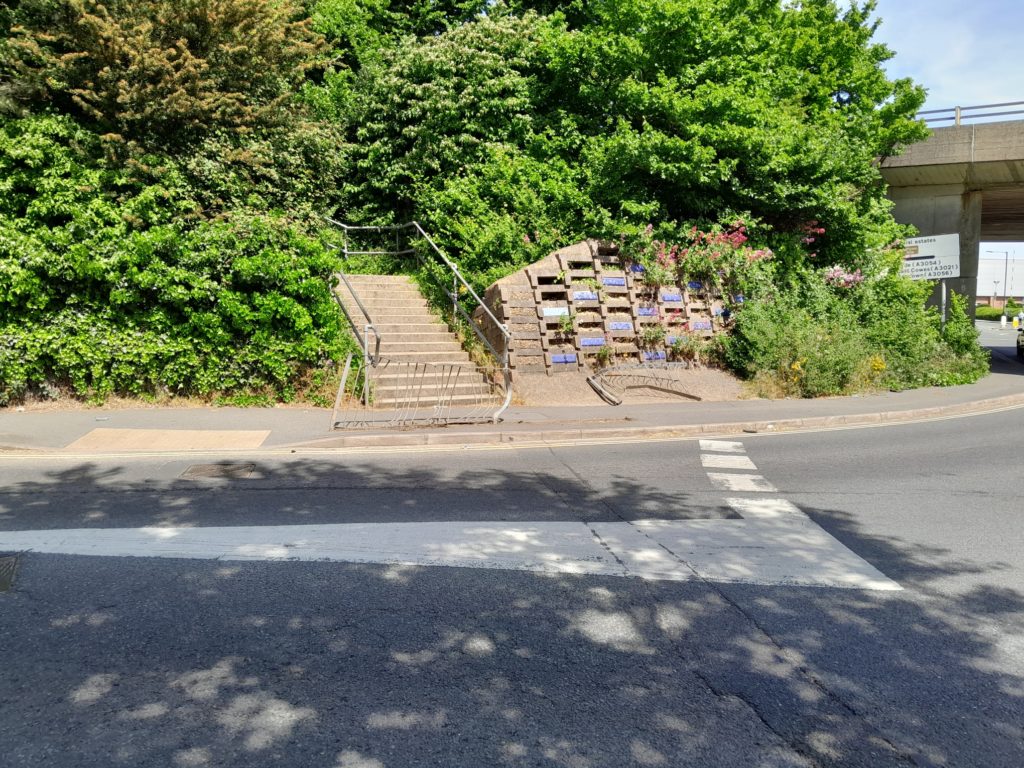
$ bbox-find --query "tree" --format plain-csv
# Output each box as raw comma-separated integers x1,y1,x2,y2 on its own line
340,0,926,268
1,0,323,153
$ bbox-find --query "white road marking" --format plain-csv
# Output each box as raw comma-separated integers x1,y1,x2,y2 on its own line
0,523,625,578
707,473,778,492
0,518,900,591
627,518,899,591
726,498,805,519
701,454,758,470
699,440,746,453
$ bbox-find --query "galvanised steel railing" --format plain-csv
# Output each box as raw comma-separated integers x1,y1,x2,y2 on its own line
918,100,1024,126
323,218,513,425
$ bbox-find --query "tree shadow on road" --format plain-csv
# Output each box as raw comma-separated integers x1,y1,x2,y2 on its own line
0,462,1022,767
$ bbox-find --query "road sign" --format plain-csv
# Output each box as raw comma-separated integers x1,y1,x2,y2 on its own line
900,234,961,281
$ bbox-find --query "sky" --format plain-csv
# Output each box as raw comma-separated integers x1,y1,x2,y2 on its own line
867,0,1024,284
869,0,1024,113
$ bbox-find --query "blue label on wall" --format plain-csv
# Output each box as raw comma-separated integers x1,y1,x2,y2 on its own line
666,336,678,345
643,351,667,361
602,277,626,286
637,307,657,316
732,294,744,304
551,354,578,364
691,320,712,330
573,291,599,301
630,264,645,272
608,321,633,331
688,281,704,291
580,337,605,347
661,293,682,302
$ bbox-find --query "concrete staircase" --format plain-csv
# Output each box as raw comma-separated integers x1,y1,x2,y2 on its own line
334,274,496,407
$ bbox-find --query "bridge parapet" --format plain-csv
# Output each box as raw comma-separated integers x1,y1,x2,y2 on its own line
918,101,1024,126
881,113,1024,312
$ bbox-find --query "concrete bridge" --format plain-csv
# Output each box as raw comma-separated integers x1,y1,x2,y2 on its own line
881,104,1024,306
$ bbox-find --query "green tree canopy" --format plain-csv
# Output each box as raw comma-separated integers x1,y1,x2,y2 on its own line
1,0,323,152
334,0,927,272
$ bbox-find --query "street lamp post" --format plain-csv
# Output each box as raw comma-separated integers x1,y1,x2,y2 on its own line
987,250,1010,314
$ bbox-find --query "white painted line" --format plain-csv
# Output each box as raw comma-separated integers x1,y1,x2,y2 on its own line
699,440,746,453
0,518,900,591
707,473,777,493
629,519,901,591
701,454,757,470
726,498,806,519
588,524,695,582
0,523,625,579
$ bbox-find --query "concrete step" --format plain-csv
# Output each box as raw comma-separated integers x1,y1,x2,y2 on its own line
368,332,455,343
372,393,500,406
374,376,493,393
339,288,421,299
336,281,422,292
372,323,451,333
376,351,475,363
336,295,433,309
372,376,491,391
339,308,441,323
339,298,431,310
380,342,464,354
342,274,415,282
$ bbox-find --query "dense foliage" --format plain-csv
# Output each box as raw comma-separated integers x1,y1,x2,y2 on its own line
0,0,989,404
0,113,347,404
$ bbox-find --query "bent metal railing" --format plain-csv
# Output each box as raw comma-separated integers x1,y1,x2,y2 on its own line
322,218,513,428
918,100,1024,126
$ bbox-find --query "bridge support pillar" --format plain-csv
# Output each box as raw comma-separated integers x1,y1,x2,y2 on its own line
888,184,981,310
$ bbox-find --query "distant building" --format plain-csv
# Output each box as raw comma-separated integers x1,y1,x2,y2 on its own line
976,256,1024,307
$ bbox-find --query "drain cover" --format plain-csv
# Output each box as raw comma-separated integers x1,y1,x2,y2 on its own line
180,463,255,480
0,555,17,592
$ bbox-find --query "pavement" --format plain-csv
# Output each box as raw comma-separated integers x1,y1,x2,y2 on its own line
2,321,1021,455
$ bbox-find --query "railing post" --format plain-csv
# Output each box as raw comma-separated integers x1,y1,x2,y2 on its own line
452,274,458,326
363,324,371,406
954,105,962,126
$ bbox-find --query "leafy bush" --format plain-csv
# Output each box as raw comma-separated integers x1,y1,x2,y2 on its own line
975,306,1004,321
0,114,348,405
725,258,989,397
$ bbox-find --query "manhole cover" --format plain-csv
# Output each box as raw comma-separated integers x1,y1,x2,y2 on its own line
0,555,18,592
180,463,256,480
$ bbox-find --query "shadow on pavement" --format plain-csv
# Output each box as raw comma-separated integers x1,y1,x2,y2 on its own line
0,462,1022,767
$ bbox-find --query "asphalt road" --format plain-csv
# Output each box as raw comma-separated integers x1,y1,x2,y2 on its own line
2,410,1024,767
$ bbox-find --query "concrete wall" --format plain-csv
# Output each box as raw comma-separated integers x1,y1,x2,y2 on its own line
882,120,1024,308
887,185,981,305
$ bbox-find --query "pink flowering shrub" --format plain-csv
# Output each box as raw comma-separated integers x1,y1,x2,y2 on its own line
823,265,864,288
622,219,773,298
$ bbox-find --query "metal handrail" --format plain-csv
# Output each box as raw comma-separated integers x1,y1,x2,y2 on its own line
322,222,382,368
918,100,1024,126
321,218,513,422
333,272,381,365
410,222,510,352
